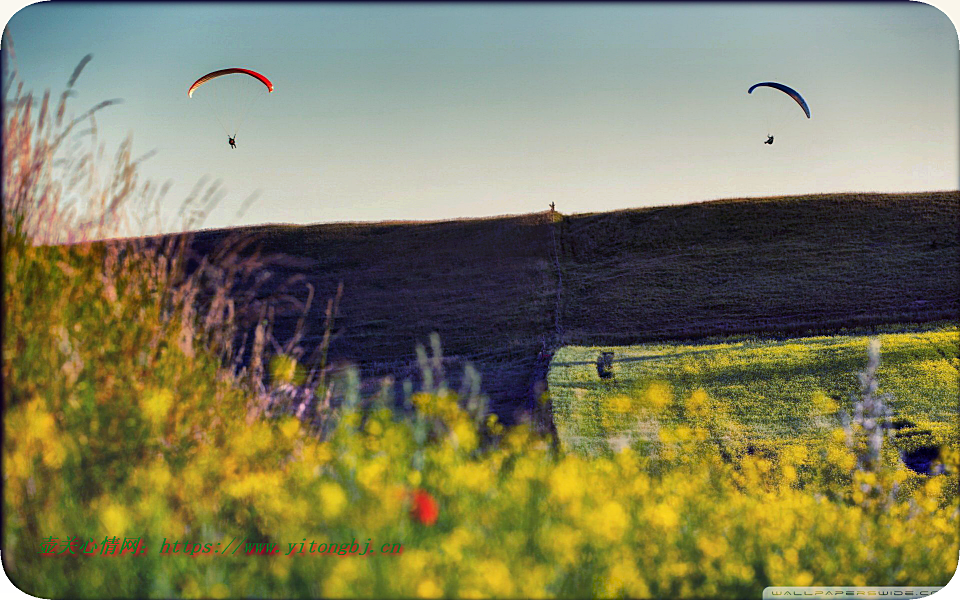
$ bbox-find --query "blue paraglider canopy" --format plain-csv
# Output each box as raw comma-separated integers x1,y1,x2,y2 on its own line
748,82,811,119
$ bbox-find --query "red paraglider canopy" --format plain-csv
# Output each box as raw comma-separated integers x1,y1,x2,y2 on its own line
188,68,273,98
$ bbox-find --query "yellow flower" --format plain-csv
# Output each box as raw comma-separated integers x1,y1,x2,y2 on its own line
148,461,172,489
323,559,361,597
100,503,129,535
608,394,633,415
141,388,173,427
643,381,673,412
512,455,539,481
476,559,513,596
543,525,582,566
313,442,334,464
629,472,650,497
226,471,282,502
453,462,492,493
811,392,838,415
269,354,304,385
548,457,583,504
518,564,551,597
416,579,443,599
782,444,808,466
646,501,679,530
659,427,676,444
41,438,66,468
485,413,504,435
830,428,848,444
697,535,727,560
686,389,710,415
231,422,274,458
319,482,347,519
400,549,433,587
280,417,300,440
603,559,650,598
407,470,422,487
588,500,629,542
666,561,691,578
784,548,799,566
443,527,474,563
451,420,478,452
782,465,797,484
826,445,856,471
357,459,387,491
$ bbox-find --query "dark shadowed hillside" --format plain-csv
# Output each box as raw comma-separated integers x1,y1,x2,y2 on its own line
186,213,557,420
557,192,958,345
169,191,957,422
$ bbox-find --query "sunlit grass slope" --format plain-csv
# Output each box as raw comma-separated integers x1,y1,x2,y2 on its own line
549,325,959,455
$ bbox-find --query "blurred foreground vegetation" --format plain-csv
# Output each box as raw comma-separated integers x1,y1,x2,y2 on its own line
4,237,958,596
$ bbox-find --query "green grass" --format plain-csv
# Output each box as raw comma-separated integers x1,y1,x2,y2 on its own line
549,325,959,455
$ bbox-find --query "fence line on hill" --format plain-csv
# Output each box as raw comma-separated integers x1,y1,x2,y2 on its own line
549,215,564,344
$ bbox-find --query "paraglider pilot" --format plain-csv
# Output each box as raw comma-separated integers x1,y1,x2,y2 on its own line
228,136,237,149
764,135,774,145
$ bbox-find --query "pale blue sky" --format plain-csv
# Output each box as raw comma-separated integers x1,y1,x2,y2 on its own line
4,2,958,235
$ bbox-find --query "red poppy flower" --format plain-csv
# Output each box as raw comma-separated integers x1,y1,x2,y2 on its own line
409,489,439,526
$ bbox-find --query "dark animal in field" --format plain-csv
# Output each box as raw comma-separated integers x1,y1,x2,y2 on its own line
597,351,614,379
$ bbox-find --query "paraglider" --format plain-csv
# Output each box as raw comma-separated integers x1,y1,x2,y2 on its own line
748,82,810,118
187,68,274,98
748,81,809,144
188,68,273,147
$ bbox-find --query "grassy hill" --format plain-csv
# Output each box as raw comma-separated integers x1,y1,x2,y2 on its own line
171,191,957,422
185,213,557,419
557,192,959,344
548,325,959,456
